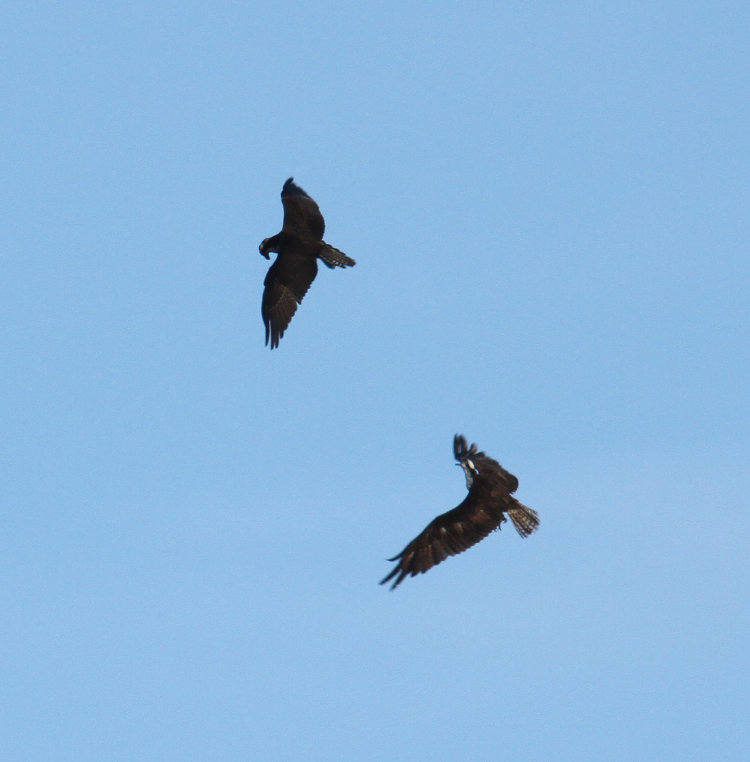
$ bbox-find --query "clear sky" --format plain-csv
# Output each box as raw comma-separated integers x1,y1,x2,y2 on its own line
2,2,749,759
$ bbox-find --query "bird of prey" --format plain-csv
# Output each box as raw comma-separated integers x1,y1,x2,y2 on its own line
380,435,540,590
258,177,355,348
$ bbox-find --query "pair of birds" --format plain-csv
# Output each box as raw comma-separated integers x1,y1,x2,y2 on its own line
259,178,540,589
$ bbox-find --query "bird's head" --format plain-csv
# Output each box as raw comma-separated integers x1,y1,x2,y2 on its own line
457,458,479,489
258,238,272,259
453,433,481,489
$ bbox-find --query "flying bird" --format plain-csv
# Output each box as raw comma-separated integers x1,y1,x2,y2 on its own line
258,177,355,348
380,435,540,590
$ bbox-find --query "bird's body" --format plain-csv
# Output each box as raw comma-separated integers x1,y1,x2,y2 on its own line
259,178,355,348
380,435,540,589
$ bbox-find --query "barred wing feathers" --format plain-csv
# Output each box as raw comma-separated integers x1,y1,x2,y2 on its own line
379,495,507,591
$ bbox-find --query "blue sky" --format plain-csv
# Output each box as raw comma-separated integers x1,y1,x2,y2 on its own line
2,2,749,759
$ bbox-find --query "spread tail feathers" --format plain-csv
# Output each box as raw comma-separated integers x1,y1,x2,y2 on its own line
319,242,356,269
507,502,540,538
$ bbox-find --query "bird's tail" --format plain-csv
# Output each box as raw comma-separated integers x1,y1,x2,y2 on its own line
507,501,540,538
319,242,356,269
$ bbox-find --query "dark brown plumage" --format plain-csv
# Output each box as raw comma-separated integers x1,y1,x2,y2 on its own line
380,434,540,590
259,178,355,348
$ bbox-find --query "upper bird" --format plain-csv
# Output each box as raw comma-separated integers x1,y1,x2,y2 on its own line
258,178,355,349
380,435,540,590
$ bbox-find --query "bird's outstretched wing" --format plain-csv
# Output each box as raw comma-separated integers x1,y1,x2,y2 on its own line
379,495,507,590
280,177,325,240
261,248,318,349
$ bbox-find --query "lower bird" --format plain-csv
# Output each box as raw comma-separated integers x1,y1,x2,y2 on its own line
380,434,540,590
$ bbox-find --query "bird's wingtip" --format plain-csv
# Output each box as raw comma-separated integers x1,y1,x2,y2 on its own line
282,177,309,198
453,433,468,459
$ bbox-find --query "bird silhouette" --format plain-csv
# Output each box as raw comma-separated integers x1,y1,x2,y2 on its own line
380,435,540,590
259,178,355,348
